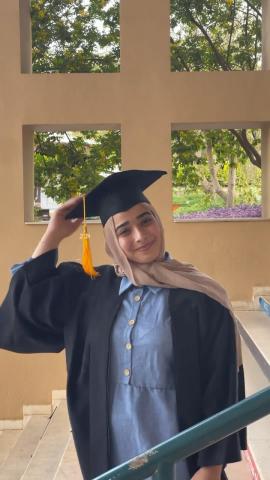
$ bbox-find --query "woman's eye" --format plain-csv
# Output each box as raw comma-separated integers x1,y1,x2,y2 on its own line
141,217,152,225
118,229,130,236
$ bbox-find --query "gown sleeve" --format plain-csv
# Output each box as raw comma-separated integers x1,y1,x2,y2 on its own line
196,295,246,467
0,249,78,354
10,258,32,276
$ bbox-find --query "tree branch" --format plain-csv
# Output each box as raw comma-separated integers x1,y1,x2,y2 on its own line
205,139,227,201
186,8,231,70
227,161,236,207
244,0,262,19
253,14,260,70
226,0,236,64
229,129,261,168
244,3,252,70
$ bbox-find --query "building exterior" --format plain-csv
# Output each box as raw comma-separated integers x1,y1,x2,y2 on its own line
0,0,270,427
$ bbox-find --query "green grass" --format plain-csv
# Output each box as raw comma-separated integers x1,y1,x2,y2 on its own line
173,190,225,214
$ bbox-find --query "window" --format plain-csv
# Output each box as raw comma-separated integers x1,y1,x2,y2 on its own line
172,128,261,220
171,0,262,72
31,0,120,73
23,127,121,222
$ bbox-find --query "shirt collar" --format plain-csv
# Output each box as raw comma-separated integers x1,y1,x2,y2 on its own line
118,252,170,295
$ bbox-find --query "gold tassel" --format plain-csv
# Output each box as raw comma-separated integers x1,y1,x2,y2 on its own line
80,195,100,278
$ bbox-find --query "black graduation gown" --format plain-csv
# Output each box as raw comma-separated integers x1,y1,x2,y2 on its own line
0,250,246,479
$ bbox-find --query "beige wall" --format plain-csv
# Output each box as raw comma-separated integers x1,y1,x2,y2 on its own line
1,0,270,418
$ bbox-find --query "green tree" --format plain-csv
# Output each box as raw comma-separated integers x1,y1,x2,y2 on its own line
31,0,262,207
34,130,121,203
171,0,262,168
31,0,120,205
172,128,261,207
31,0,120,73
171,0,261,72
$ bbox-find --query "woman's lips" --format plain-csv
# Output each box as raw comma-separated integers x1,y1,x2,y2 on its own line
136,240,155,252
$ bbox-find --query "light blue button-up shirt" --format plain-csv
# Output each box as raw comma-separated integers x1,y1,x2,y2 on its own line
109,276,190,479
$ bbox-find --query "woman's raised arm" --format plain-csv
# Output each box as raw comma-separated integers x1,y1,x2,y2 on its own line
32,196,83,258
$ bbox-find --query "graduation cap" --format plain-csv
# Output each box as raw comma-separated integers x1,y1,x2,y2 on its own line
66,169,167,277
66,169,167,225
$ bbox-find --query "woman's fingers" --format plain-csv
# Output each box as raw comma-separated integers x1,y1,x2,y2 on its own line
70,218,83,227
51,196,83,222
57,196,83,213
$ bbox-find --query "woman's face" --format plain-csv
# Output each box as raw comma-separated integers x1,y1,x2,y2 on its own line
113,203,163,264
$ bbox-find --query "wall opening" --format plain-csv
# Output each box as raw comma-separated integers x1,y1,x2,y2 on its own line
30,0,120,73
172,127,262,220
171,0,262,72
23,127,121,222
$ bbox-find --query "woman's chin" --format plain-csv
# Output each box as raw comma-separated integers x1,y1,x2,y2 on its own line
133,250,161,264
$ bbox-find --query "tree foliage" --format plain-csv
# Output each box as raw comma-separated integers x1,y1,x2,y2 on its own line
31,0,262,207
31,0,120,73
31,0,121,204
172,129,260,185
171,0,262,169
172,128,261,207
171,0,261,72
34,130,121,203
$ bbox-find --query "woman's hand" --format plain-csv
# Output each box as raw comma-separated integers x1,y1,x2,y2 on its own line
32,196,83,258
191,465,222,480
45,196,83,242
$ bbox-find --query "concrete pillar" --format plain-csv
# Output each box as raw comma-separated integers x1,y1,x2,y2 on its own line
0,2,22,75
120,0,172,219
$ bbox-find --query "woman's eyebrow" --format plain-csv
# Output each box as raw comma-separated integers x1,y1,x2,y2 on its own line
115,212,151,232
115,220,130,233
136,212,152,220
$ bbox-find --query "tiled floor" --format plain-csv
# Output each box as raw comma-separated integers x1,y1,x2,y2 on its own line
226,456,253,480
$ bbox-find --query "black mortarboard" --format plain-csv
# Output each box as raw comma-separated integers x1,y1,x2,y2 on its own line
66,169,167,225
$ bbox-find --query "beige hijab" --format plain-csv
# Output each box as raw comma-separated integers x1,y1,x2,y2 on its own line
104,203,242,367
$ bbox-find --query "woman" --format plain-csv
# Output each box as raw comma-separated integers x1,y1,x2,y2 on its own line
0,170,246,480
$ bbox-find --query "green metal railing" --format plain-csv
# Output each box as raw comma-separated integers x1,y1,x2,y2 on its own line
94,386,270,480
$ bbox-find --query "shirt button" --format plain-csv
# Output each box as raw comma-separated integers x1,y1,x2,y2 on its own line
134,295,141,302
124,368,130,376
126,343,132,350
128,319,135,326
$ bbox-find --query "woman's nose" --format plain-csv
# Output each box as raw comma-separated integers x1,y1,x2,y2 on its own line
133,226,144,242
